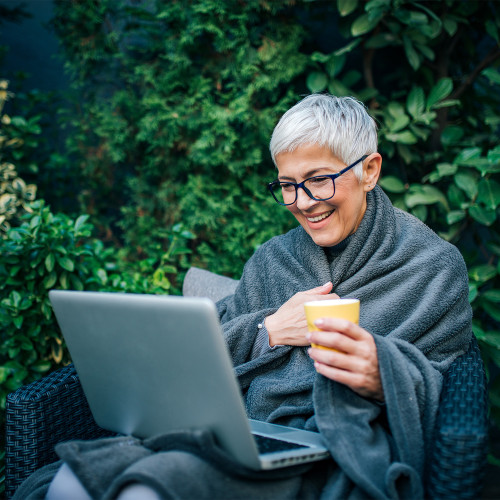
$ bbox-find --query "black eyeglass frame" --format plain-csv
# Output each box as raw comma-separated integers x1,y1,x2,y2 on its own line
267,155,369,206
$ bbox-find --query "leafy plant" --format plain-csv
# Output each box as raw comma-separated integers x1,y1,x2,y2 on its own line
0,80,37,234
26,0,500,458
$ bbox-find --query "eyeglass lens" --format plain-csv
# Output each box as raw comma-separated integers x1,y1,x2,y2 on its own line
271,176,335,205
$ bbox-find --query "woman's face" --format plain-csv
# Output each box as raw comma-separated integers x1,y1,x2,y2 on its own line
275,143,379,248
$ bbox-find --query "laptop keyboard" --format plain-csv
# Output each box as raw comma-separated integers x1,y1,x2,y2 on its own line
253,433,308,454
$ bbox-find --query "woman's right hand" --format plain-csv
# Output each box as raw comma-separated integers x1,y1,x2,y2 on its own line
264,282,338,347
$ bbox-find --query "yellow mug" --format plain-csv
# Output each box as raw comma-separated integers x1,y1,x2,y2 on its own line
304,298,360,350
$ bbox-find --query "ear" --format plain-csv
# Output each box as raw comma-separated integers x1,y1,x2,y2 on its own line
362,153,382,192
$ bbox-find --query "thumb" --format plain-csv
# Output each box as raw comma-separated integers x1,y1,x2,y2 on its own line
307,281,333,295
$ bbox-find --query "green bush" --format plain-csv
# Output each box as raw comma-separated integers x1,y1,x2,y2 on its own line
0,3,498,488
0,201,193,414
48,0,500,442
0,202,102,407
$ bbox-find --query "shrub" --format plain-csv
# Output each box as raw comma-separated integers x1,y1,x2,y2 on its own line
49,0,500,444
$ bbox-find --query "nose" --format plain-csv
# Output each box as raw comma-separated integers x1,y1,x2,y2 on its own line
295,187,318,211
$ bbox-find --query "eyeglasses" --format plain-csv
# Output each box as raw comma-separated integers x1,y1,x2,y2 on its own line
268,155,368,206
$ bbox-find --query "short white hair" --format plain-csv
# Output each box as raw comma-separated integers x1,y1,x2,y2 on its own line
269,94,378,180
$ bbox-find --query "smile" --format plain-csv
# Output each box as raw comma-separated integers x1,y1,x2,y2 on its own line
306,210,334,223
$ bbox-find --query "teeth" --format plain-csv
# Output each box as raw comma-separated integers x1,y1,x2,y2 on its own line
307,210,334,222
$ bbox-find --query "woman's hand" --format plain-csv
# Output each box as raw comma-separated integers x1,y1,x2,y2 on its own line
264,282,338,347
307,318,384,402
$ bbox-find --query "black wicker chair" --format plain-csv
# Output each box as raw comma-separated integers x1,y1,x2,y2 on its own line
5,268,489,499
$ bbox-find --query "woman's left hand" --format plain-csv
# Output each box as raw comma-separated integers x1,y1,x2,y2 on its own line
307,318,384,402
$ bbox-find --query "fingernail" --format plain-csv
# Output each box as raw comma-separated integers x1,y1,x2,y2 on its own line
322,281,332,287
314,319,325,327
306,332,311,341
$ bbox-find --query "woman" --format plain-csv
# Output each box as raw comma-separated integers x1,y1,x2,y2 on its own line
22,95,472,499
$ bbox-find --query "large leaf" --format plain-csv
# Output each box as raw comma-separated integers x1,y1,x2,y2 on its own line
477,178,500,210
469,264,497,283
379,176,406,193
306,72,328,93
469,205,497,226
426,78,453,109
351,13,381,36
404,185,448,209
403,36,420,70
454,171,478,200
338,0,358,16
407,87,425,118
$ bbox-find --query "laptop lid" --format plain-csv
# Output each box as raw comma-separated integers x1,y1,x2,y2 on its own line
49,290,329,470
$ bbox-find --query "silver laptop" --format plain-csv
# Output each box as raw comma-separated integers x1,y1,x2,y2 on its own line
49,290,330,470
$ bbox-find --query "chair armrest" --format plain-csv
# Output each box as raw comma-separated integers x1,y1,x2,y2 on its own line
426,337,489,499
5,364,114,499
182,267,238,302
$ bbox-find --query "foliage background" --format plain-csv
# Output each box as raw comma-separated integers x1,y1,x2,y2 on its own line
1,0,500,491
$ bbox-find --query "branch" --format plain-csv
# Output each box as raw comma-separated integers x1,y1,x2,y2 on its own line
451,47,500,100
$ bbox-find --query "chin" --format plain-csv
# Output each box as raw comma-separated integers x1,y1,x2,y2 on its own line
309,231,342,248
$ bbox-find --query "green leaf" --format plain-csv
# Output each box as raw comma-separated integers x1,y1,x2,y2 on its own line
469,264,497,283
426,78,453,109
469,283,478,303
482,67,500,85
436,163,458,178
407,87,425,118
306,72,328,93
389,114,410,132
351,13,380,36
454,147,482,165
379,176,406,193
403,36,420,70
446,210,465,225
482,302,500,322
405,185,448,209
31,360,52,373
43,271,58,289
13,315,23,329
333,39,362,56
469,205,497,226
440,126,464,146
45,253,55,272
443,17,457,36
385,130,418,144
486,20,499,44
74,214,89,232
58,256,75,272
454,171,478,200
338,0,358,16
0,366,9,384
11,290,22,308
483,290,500,303
477,178,500,210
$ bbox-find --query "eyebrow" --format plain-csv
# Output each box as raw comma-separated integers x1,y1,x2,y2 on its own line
278,167,339,182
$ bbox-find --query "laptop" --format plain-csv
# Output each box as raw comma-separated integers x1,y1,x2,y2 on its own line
48,290,330,470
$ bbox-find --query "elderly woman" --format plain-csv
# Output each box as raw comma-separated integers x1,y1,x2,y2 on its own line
21,94,472,500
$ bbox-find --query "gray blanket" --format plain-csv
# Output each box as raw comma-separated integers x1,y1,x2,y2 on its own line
14,187,471,500
217,185,472,498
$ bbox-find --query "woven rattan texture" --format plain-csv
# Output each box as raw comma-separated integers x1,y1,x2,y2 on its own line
5,364,114,499
4,340,489,499
427,338,488,499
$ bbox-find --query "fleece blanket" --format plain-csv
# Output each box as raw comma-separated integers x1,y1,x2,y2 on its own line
14,186,471,500
216,185,472,498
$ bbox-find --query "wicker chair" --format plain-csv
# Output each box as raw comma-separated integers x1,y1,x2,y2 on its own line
5,268,489,499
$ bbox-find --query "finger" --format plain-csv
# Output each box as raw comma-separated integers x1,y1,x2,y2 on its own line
305,282,333,295
313,361,366,392
308,346,365,372
313,318,367,341
312,360,383,401
308,330,358,353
